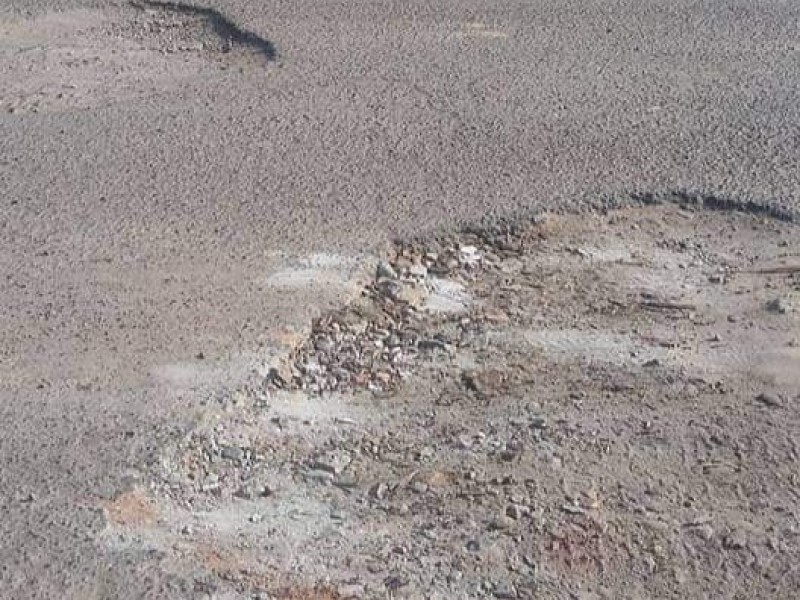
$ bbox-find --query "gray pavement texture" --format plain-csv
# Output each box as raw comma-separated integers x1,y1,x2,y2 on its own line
0,0,799,597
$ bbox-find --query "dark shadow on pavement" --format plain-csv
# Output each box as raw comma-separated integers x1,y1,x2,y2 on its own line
133,0,277,61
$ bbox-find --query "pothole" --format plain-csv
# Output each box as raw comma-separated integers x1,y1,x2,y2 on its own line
0,2,275,114
109,201,800,599
121,1,275,60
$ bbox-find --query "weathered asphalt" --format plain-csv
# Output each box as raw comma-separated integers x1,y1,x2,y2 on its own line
1,0,798,596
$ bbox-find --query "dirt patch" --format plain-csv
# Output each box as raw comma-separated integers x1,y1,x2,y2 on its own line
102,489,159,528
111,204,799,599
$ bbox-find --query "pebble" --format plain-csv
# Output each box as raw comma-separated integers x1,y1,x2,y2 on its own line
312,450,352,475
419,446,435,460
305,469,335,483
234,485,255,500
408,264,428,278
333,475,359,489
459,245,481,265
411,481,429,494
447,569,464,583
529,416,548,430
766,297,791,314
220,446,245,461
233,482,272,500
483,308,510,324
314,337,336,353
377,261,398,279
494,581,518,599
561,503,586,515
456,435,473,449
724,530,747,550
337,583,365,599
489,515,515,531
370,482,389,500
506,504,524,520
756,392,783,408
694,524,714,541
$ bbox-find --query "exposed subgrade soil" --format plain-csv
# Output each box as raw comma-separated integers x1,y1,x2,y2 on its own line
105,202,799,599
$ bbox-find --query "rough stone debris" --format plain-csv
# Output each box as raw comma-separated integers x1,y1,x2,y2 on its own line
105,204,800,599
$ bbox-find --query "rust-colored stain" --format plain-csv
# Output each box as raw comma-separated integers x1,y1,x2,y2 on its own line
101,489,159,528
196,543,340,598
544,517,616,575
417,469,455,488
273,326,308,351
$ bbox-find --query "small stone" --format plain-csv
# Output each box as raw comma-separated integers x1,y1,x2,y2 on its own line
377,261,398,279
456,435,473,449
529,416,548,430
333,475,359,490
766,297,791,314
369,482,389,500
694,524,714,541
394,282,428,307
483,308,510,324
447,569,464,583
756,392,783,408
506,504,523,520
311,450,352,475
408,264,428,278
220,446,244,461
235,484,273,500
465,539,481,552
383,575,408,592
724,530,747,550
418,446,435,460
411,481,429,494
305,469,335,483
493,581,518,599
314,337,336,353
489,516,515,531
234,486,255,500
201,473,220,492
459,245,481,265
337,584,365,599
561,504,586,515
249,513,263,523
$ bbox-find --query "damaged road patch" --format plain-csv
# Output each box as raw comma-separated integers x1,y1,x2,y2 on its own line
119,203,800,599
